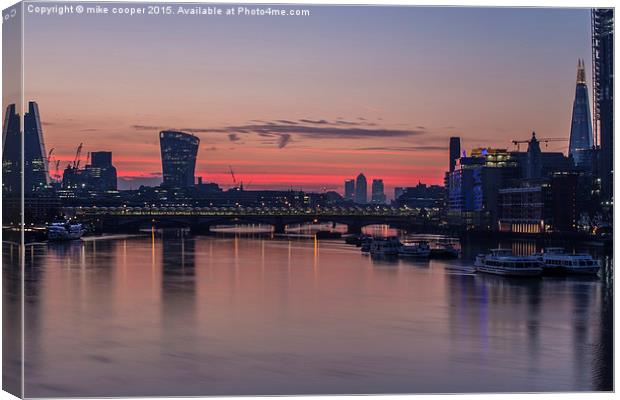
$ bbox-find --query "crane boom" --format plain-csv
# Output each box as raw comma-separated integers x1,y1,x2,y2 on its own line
511,132,566,150
73,143,83,169
228,165,237,185
46,148,55,169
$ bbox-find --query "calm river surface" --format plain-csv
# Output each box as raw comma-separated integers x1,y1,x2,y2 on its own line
5,228,613,396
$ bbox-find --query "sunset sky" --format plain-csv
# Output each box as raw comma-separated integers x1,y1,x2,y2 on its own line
19,4,593,195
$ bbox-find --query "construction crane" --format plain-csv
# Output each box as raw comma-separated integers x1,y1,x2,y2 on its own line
73,143,83,169
43,148,55,185
54,160,61,182
228,165,237,186
46,148,55,175
512,132,566,151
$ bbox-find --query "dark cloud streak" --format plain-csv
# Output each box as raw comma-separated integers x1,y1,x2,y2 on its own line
278,134,292,148
357,145,447,152
225,123,424,139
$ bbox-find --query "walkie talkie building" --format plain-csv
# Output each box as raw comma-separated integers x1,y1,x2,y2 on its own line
159,130,200,188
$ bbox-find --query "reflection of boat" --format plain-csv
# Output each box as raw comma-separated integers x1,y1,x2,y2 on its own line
345,235,360,245
360,236,373,254
399,241,431,258
47,222,85,241
370,237,400,256
315,230,342,239
345,234,371,246
474,249,542,277
429,242,460,259
534,247,600,275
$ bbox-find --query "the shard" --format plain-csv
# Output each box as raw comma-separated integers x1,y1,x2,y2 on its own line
568,59,594,170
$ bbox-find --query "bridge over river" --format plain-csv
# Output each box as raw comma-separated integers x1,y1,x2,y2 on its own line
65,205,441,234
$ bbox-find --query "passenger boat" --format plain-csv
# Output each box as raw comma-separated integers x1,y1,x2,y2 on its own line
399,241,431,258
47,222,85,241
474,249,542,277
369,237,400,256
534,247,600,275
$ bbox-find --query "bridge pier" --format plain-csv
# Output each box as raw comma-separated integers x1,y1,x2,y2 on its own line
346,223,363,235
273,223,286,234
190,223,212,235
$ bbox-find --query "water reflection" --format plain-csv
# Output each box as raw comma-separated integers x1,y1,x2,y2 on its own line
19,232,613,396
445,270,611,392
2,242,22,396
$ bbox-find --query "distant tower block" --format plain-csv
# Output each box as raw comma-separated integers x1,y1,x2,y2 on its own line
344,179,355,201
355,173,368,204
371,179,386,204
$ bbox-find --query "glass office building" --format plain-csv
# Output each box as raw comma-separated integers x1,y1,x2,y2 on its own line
159,130,200,188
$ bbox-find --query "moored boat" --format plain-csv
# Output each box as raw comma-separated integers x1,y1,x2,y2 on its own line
369,236,400,257
399,241,431,258
47,222,85,241
474,249,542,277
534,247,600,275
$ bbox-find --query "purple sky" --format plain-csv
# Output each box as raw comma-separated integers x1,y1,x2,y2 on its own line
12,4,594,194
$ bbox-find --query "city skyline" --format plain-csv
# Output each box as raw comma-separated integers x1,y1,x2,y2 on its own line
12,6,594,193
1,5,613,398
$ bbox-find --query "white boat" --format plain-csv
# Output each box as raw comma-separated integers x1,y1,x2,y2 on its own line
369,237,400,256
399,241,431,258
47,222,85,241
534,247,600,275
474,249,542,277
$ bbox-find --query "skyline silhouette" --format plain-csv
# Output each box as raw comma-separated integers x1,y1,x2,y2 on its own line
9,6,593,193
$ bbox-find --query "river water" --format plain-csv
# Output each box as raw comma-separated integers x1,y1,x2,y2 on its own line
4,227,613,396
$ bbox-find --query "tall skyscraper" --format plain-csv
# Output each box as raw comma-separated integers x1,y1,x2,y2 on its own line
2,104,21,195
159,130,200,188
24,101,50,193
568,59,594,170
355,173,367,204
449,137,461,172
371,179,386,204
592,9,614,201
344,179,355,201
